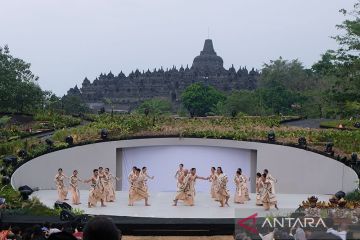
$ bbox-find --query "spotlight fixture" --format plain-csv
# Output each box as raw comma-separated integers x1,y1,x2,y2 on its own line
17,149,27,158
19,189,32,201
1,176,10,185
325,142,334,156
100,129,108,140
65,136,73,145
351,153,358,164
144,108,150,116
3,155,17,167
267,131,276,143
45,138,53,147
298,137,307,147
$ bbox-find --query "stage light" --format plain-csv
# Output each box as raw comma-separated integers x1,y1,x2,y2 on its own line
144,108,150,116
17,149,27,158
0,168,7,176
19,189,32,201
335,191,346,200
325,142,334,155
351,153,358,164
3,156,17,167
54,201,72,210
298,137,307,147
100,129,108,140
354,122,360,128
267,131,276,143
60,209,76,221
1,176,10,185
45,138,53,147
65,136,73,145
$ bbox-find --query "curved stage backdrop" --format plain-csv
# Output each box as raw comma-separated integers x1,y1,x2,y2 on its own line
11,138,357,194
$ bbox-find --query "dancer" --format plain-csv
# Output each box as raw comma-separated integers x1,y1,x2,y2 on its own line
264,169,277,194
209,167,218,199
237,168,250,201
103,168,116,202
175,163,184,189
234,170,246,204
106,168,120,202
255,172,264,206
261,173,278,210
84,169,106,208
54,168,68,202
173,168,209,206
216,167,230,207
128,166,137,186
128,168,150,206
141,167,154,192
69,170,82,205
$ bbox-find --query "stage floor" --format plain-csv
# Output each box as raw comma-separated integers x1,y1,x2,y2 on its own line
33,190,330,218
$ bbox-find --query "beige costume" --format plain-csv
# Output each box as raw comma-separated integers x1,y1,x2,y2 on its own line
55,174,68,202
217,174,230,205
69,175,81,204
255,177,264,206
262,179,277,210
129,174,149,204
88,176,104,207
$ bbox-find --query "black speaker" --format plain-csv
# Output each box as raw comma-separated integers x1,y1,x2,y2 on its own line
335,191,346,200
60,209,75,221
54,201,72,211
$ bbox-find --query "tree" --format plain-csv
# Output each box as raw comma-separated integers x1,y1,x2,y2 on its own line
313,1,360,117
0,45,44,113
215,90,263,116
135,98,172,116
61,95,89,115
181,83,225,117
259,57,314,92
258,58,312,115
43,91,63,114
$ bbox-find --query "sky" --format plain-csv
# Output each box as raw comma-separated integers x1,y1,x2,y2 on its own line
0,0,356,96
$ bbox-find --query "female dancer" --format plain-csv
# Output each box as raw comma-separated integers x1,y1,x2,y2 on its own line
173,168,209,206
238,168,250,201
174,164,184,189
255,172,264,206
105,168,120,202
84,169,106,208
261,173,278,210
264,169,277,194
234,170,246,204
54,168,68,202
69,170,82,205
209,167,218,199
128,168,150,206
103,168,115,202
141,167,154,192
216,167,230,207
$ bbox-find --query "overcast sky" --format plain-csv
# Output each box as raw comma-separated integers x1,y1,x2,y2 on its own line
0,0,355,96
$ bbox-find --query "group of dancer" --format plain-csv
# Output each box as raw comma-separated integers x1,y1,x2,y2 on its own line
54,164,278,211
54,167,119,208
172,164,278,210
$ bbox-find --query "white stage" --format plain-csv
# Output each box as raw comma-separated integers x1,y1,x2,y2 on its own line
33,190,330,218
